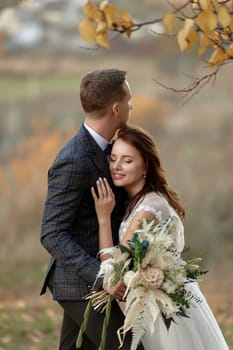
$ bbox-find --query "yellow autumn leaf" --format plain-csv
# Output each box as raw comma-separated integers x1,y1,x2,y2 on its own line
226,44,233,58
210,30,221,48
100,2,116,28
183,18,195,34
177,19,197,52
83,1,98,20
199,0,209,10
125,27,133,38
192,0,199,10
218,6,231,27
229,16,233,31
177,29,188,51
112,18,122,27
104,6,116,28
208,0,218,10
95,10,104,23
120,11,134,29
96,31,109,48
99,0,108,9
163,12,175,35
209,47,227,65
198,32,211,56
186,28,198,50
79,18,96,43
184,19,197,49
196,9,217,33
96,20,108,34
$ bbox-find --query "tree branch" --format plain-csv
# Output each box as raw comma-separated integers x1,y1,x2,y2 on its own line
153,66,220,103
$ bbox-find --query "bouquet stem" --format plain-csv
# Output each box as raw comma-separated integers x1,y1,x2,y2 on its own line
76,298,92,348
76,292,113,350
98,295,112,350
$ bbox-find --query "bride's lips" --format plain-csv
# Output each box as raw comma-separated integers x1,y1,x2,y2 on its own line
111,173,125,180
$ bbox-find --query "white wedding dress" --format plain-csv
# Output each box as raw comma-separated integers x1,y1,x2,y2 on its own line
119,192,229,350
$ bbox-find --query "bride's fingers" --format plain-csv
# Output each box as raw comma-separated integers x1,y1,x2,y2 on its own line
103,178,114,198
98,178,108,197
94,178,114,201
103,178,115,201
96,179,104,199
91,186,97,202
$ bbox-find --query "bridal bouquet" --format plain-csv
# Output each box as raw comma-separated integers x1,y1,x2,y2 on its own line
77,215,205,350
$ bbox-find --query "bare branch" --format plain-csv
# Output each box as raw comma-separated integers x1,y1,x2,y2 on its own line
166,0,190,18
153,66,220,103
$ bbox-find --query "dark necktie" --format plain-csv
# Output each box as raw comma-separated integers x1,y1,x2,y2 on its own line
104,142,113,156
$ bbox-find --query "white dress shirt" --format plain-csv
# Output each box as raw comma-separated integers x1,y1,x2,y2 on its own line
84,122,109,151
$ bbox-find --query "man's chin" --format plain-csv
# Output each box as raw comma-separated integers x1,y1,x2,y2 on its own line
120,120,128,128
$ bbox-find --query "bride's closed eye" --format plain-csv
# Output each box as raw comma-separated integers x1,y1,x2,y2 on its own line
109,156,116,162
110,155,133,164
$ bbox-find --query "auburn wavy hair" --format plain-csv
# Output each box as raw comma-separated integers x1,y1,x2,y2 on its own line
115,126,185,221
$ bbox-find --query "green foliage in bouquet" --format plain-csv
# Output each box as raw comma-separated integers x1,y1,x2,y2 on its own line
76,215,206,350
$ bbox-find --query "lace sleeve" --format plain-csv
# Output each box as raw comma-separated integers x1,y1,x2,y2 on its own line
134,193,185,252
119,192,185,252
135,193,170,222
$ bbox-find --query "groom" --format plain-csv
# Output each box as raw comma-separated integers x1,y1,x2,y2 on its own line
40,69,144,349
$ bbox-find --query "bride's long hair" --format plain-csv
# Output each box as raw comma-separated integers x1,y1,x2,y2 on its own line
115,126,185,221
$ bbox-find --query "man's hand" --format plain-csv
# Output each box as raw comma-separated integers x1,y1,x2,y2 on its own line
103,280,126,300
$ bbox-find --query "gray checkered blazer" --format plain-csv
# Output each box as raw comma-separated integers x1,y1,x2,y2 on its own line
40,124,126,300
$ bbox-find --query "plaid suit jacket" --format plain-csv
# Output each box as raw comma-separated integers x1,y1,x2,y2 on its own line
40,124,126,300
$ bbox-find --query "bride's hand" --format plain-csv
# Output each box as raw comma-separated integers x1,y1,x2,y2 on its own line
91,178,115,223
103,280,126,300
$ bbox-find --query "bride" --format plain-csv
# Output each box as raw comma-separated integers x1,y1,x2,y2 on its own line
91,125,229,350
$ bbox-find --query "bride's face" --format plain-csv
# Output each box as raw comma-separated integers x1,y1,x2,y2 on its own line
109,138,146,197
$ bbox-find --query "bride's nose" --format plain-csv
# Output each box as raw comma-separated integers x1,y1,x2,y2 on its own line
112,159,122,170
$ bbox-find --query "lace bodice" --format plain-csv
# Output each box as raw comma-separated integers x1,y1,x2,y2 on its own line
119,192,185,252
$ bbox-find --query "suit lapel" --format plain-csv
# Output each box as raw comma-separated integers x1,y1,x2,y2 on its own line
90,146,111,179
78,124,111,180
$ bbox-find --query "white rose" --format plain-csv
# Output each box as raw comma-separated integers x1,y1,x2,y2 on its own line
143,266,165,288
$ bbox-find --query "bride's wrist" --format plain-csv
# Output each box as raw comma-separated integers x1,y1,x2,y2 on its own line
98,217,110,225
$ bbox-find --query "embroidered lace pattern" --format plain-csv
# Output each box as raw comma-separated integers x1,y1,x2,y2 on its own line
119,192,185,252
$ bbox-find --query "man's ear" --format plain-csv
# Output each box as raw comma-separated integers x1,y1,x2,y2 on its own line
112,102,119,116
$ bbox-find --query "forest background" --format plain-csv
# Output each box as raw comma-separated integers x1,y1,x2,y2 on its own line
0,1,232,349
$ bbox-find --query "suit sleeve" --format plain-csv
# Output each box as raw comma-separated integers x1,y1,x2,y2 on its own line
40,156,100,286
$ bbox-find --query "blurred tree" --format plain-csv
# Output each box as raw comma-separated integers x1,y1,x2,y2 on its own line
0,0,19,11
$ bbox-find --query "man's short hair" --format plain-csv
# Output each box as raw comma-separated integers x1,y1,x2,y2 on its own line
80,69,127,114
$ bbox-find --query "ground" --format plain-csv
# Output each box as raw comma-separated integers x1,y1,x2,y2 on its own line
0,261,232,349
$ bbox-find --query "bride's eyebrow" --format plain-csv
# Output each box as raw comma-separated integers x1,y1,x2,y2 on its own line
122,155,134,159
110,154,134,160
